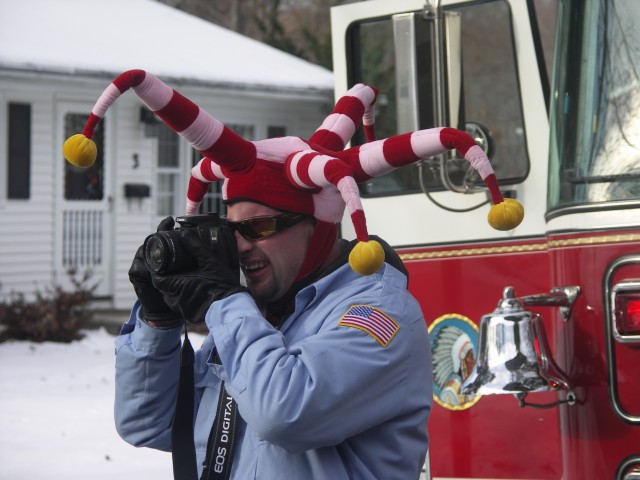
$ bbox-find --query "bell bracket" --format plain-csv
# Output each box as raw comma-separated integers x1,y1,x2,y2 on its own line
519,286,581,321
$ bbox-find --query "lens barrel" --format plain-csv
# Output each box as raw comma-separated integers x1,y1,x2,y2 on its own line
143,229,194,274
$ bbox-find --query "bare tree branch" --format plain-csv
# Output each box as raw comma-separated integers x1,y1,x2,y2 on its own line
154,0,353,68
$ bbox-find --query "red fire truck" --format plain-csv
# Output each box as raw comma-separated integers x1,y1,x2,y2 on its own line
331,0,640,478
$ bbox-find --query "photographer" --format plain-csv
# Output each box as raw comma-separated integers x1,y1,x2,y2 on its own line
117,195,432,479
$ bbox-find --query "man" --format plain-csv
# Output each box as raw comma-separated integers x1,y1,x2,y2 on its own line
62,69,520,479
118,198,432,479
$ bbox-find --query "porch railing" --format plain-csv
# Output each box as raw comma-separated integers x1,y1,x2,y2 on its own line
62,210,103,267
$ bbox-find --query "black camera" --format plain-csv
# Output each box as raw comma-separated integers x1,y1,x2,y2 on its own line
143,213,238,275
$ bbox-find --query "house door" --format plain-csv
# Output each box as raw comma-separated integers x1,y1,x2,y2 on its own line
55,102,112,299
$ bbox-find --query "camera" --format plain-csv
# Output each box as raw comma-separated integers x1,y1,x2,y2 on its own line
144,213,238,275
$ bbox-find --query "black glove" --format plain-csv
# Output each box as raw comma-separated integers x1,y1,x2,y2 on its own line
128,217,182,327
150,227,248,324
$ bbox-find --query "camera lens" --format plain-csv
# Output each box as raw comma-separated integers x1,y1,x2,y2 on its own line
144,235,170,273
143,229,194,274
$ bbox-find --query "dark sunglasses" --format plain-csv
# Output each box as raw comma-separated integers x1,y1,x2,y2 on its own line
223,213,309,241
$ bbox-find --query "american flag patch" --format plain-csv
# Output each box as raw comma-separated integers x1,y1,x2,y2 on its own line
339,305,399,347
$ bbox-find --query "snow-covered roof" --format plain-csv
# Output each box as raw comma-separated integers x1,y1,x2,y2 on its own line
0,0,334,92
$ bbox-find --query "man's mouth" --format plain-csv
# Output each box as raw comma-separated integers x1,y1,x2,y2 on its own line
242,261,268,274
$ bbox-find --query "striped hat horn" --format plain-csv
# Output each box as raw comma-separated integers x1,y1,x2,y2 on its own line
63,69,256,173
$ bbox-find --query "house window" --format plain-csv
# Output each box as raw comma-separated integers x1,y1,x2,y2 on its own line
64,113,104,200
228,123,255,141
191,123,256,215
156,123,181,216
156,122,256,216
267,126,287,138
192,149,224,215
7,103,31,199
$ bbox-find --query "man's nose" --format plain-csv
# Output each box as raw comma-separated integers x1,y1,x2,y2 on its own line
234,231,253,252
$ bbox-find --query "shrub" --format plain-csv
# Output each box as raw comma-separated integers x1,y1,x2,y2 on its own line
0,270,99,343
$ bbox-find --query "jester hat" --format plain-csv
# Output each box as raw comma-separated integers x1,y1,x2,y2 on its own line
63,70,524,277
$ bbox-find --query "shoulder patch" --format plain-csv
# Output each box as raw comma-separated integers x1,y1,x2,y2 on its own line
338,304,399,347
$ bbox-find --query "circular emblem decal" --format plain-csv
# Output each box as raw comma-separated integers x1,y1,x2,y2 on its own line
428,313,481,410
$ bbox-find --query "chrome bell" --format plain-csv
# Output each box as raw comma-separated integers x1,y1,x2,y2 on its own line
460,286,571,396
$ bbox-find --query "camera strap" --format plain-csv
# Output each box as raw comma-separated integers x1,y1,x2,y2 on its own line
171,327,240,480
200,381,238,480
171,328,198,480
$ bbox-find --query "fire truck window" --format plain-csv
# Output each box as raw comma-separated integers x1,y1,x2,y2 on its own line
455,1,528,182
548,0,640,209
533,0,558,85
347,0,529,197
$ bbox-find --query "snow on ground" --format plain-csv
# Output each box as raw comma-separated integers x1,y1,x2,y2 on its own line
0,328,429,479
0,328,204,480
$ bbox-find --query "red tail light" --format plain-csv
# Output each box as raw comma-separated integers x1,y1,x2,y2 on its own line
617,297,640,334
612,282,640,342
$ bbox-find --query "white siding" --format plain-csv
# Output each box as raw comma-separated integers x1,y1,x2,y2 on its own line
0,79,57,298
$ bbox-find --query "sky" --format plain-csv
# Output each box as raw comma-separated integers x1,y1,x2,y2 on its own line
0,0,333,91
0,327,205,480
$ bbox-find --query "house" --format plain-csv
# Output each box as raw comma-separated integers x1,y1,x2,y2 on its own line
0,0,334,309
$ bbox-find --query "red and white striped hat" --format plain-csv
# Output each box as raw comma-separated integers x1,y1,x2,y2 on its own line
64,69,524,277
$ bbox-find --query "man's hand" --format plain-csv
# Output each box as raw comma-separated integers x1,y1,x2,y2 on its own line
151,228,248,324
128,217,182,328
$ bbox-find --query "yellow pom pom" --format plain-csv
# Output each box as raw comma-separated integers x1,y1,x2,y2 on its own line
488,198,525,231
63,134,97,168
348,240,385,276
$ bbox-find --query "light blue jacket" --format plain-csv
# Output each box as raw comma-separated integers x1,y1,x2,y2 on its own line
115,262,432,479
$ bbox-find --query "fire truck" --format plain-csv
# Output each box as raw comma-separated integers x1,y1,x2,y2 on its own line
331,0,639,478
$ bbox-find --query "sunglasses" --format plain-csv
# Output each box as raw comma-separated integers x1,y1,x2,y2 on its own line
223,213,309,241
